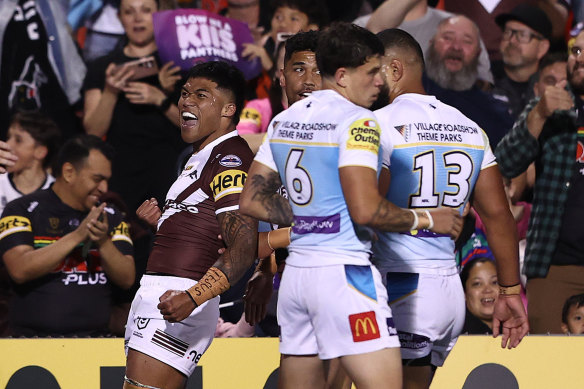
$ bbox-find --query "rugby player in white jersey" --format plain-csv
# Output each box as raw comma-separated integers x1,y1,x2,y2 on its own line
372,28,528,389
240,22,462,389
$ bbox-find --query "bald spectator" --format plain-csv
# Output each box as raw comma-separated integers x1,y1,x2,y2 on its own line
423,15,514,148
492,4,552,120
362,0,493,84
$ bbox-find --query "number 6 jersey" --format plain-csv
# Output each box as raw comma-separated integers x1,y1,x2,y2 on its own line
373,93,496,273
254,90,382,267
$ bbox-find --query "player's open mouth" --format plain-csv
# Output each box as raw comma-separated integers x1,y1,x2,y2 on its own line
181,112,198,123
481,298,495,304
299,91,313,98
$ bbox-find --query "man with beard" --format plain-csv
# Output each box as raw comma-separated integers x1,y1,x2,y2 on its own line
495,30,584,334
424,15,514,148
491,4,552,120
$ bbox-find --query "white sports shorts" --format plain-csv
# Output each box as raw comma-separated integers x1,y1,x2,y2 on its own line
382,270,465,367
278,263,400,360
124,275,220,376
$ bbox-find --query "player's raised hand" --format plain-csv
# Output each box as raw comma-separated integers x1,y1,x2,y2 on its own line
492,294,529,349
136,198,161,228
428,208,463,239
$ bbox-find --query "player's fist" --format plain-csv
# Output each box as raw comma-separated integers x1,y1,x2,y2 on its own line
157,289,196,322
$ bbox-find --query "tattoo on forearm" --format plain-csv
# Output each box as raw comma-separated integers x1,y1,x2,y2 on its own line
370,199,413,232
250,172,293,225
216,211,258,284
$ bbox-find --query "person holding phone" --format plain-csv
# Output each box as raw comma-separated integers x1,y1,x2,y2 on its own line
0,135,135,337
83,0,186,230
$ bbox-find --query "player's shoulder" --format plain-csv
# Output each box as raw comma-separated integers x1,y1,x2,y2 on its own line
1,188,50,217
212,133,255,167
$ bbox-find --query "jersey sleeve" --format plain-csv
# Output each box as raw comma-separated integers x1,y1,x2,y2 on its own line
254,119,278,172
0,200,34,255
337,110,381,171
209,140,255,215
479,129,497,170
106,205,134,256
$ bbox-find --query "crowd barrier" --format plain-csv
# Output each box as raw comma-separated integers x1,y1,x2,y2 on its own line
0,335,581,388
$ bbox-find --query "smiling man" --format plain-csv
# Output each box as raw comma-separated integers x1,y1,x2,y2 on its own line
0,135,135,337
123,61,258,389
496,29,584,334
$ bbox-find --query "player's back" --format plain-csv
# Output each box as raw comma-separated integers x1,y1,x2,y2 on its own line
266,89,382,267
373,93,496,273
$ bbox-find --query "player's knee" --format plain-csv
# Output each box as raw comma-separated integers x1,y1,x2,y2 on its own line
123,375,161,389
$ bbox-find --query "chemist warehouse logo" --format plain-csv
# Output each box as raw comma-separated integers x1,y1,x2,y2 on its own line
346,118,380,154
349,311,381,342
210,169,247,200
0,216,32,240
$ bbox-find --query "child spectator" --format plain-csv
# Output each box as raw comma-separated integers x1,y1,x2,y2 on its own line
242,0,327,72
561,293,584,335
0,111,61,214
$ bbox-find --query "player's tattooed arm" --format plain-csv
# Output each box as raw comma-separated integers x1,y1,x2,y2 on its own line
250,172,293,225
214,210,259,284
240,161,293,225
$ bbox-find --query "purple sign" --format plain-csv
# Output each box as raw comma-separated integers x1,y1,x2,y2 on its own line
152,9,262,80
292,214,341,235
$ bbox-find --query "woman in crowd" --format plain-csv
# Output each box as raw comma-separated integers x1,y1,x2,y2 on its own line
460,257,499,334
83,0,185,218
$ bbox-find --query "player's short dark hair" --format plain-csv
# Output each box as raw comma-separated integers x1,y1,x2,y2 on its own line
460,257,494,291
186,61,246,125
9,111,61,169
377,28,425,70
284,30,320,65
538,51,568,72
316,22,384,78
562,293,584,324
269,0,328,28
53,135,114,178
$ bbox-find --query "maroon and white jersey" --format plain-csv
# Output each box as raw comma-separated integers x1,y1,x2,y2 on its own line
146,131,253,280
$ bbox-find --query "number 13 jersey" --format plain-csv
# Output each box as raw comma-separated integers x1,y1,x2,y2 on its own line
373,93,496,273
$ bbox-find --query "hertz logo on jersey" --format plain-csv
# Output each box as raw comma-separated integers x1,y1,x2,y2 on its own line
0,216,32,240
347,118,381,154
210,169,247,201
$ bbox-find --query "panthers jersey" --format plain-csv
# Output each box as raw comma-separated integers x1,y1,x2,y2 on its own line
0,188,133,336
373,94,496,273
255,89,382,267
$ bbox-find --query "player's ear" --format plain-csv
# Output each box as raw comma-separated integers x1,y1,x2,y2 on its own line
335,67,348,88
221,102,236,119
390,59,403,82
561,322,569,334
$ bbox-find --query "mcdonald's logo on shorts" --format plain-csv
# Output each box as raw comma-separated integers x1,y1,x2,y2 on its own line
349,311,380,342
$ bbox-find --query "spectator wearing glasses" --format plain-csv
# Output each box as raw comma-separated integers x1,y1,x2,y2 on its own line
495,28,584,334
491,4,552,120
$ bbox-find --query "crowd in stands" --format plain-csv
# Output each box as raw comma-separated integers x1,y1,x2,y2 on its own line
0,0,583,344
